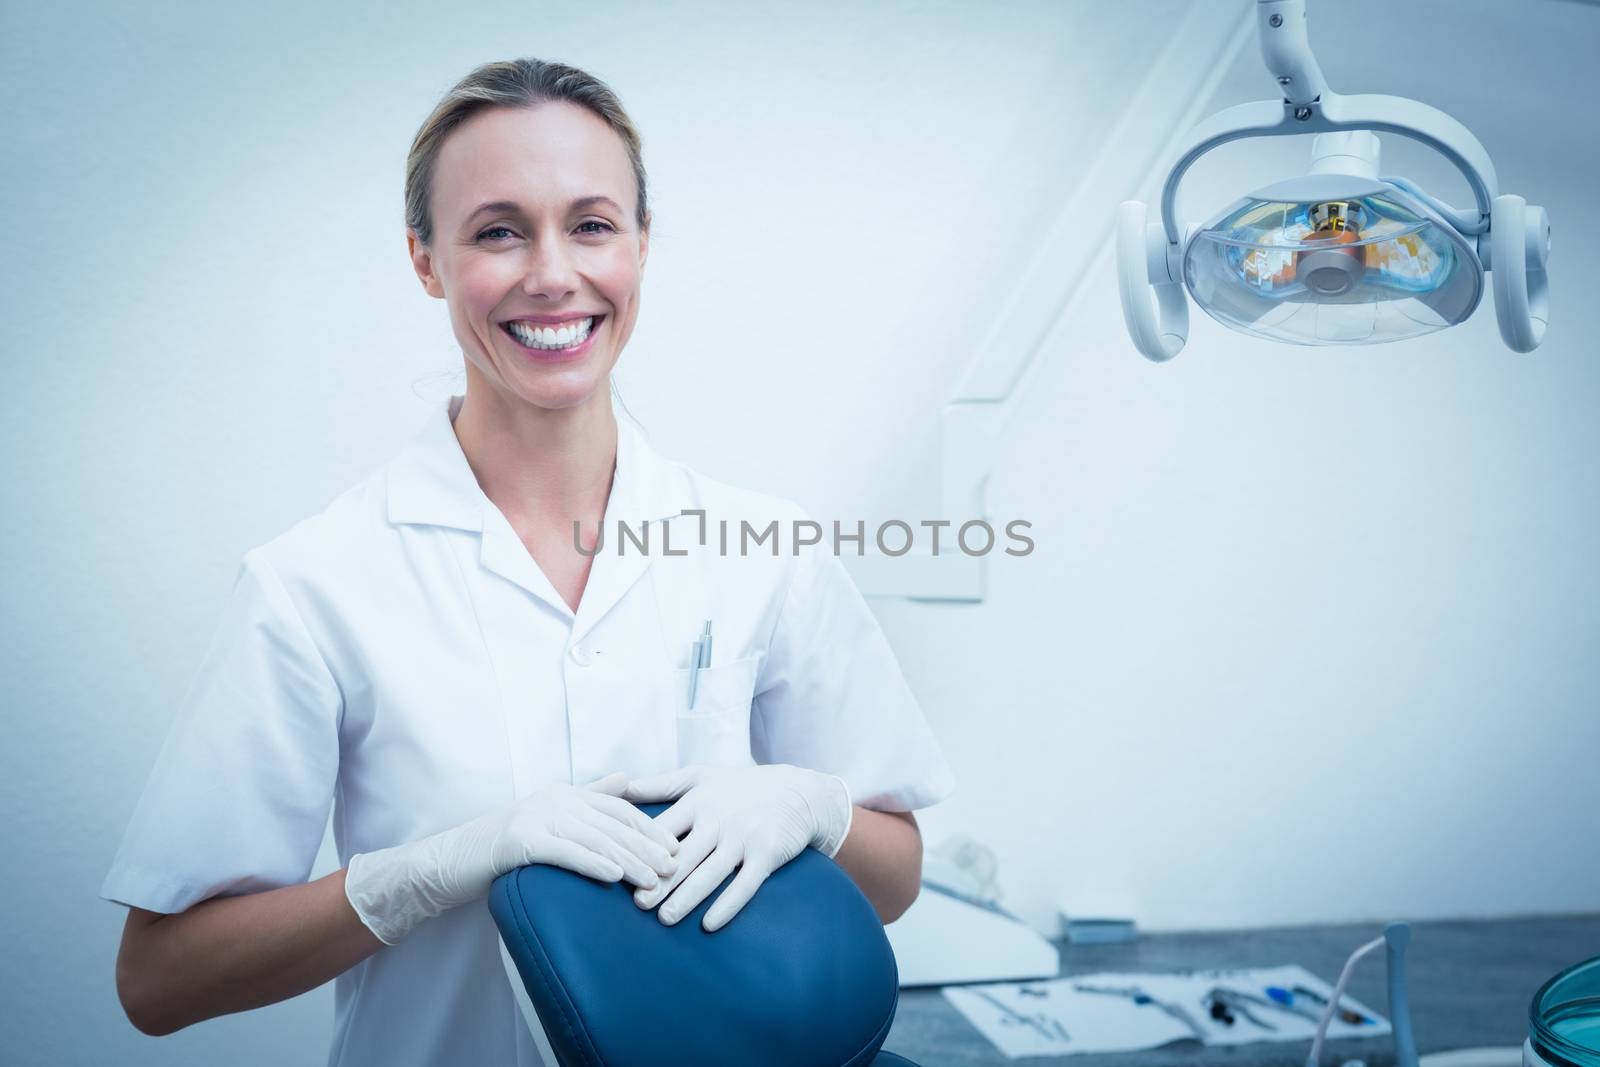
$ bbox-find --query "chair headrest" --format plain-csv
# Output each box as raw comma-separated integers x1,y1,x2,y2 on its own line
489,802,899,1067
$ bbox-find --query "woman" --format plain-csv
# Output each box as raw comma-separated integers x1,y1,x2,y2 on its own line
102,58,954,1066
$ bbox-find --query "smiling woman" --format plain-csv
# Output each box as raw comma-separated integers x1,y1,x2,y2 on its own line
405,77,649,415
100,56,954,1067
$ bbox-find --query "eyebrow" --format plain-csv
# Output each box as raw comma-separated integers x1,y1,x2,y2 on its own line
466,196,623,221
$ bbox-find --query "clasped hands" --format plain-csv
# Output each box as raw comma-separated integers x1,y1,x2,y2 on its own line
621,763,853,932
344,762,851,945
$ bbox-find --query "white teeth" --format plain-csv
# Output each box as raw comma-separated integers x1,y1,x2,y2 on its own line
507,316,594,350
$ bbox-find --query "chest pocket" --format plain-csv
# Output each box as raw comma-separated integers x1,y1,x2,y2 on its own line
647,532,778,770
672,653,761,768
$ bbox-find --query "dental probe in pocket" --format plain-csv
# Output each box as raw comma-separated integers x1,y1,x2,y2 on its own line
686,620,713,709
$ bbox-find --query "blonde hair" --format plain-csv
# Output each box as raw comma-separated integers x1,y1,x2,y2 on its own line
404,58,649,247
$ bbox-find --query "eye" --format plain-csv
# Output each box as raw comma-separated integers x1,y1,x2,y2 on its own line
478,225,515,241
576,220,615,235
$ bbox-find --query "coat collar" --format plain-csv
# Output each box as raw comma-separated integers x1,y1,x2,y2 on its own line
385,394,689,633
385,394,683,533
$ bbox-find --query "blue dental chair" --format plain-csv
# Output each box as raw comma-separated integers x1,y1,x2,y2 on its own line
489,803,922,1067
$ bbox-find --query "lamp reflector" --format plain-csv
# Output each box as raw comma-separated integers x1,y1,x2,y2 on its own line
1182,184,1481,345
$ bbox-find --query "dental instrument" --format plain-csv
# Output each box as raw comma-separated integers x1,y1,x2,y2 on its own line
1220,984,1321,1024
1287,982,1370,1025
1118,0,1550,358
1074,982,1209,1040
1205,986,1278,1031
686,619,711,709
1308,922,1416,1067
971,989,1067,1044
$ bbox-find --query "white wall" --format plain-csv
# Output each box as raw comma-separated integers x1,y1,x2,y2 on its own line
911,0,1600,936
3,1,1595,1063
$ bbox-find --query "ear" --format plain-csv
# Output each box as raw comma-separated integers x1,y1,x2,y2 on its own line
406,230,446,299
638,214,650,274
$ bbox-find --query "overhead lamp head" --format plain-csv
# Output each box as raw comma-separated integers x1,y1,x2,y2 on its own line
1183,172,1483,345
1115,0,1549,361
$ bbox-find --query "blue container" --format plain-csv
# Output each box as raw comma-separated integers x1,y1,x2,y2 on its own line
1529,957,1600,1067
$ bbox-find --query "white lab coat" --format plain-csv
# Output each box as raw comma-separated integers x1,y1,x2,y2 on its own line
101,393,956,1067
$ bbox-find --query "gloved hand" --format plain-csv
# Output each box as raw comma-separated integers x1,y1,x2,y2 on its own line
345,772,679,945
622,763,852,932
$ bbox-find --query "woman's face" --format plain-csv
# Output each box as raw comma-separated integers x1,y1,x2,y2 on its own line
409,102,648,413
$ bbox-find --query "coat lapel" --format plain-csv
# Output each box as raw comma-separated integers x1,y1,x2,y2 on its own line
386,395,689,629
568,416,686,646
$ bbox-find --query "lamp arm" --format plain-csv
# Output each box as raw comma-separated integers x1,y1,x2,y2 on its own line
1257,0,1327,106
1156,92,1501,247
1319,93,1500,216
1156,98,1289,245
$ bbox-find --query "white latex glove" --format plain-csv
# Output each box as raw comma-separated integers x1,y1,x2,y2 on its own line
622,763,852,933
345,771,679,945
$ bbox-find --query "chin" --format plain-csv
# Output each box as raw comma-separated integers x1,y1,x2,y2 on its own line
467,346,612,413
510,373,609,412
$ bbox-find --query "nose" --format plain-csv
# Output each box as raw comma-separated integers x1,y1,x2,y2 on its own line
520,234,580,301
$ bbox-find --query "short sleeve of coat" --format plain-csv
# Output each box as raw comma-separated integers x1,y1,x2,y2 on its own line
750,524,956,813
99,548,343,914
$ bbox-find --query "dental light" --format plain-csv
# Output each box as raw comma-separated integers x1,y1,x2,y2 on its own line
1118,0,1551,359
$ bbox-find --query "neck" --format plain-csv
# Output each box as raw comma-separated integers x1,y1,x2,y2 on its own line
451,373,618,531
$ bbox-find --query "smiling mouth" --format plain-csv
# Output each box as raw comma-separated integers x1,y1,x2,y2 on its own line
501,315,604,351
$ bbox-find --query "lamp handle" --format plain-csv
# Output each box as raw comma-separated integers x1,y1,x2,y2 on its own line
1117,200,1188,362
1491,194,1550,353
